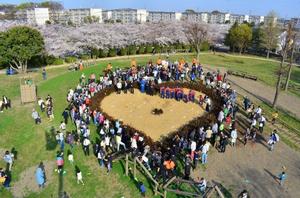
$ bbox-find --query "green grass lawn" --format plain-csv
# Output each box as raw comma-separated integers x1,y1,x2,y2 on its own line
0,53,299,197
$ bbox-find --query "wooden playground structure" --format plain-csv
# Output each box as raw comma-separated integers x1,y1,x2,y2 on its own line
19,77,37,104
123,154,225,198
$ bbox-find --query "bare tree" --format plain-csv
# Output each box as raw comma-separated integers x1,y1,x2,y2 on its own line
262,11,280,59
272,22,295,107
183,22,210,61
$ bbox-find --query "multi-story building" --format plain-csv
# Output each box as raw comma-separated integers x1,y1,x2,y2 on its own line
229,14,246,24
103,8,147,23
209,11,230,24
248,15,264,25
16,8,49,25
182,11,209,23
147,11,182,22
49,8,102,25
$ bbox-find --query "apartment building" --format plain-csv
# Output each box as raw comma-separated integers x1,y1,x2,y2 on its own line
209,11,230,24
16,8,49,25
147,11,182,22
181,11,209,23
103,8,147,23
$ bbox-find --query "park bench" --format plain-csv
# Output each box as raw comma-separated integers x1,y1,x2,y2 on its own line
227,70,258,81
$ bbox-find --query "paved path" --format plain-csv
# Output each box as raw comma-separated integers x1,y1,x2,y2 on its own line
228,75,300,119
203,65,300,119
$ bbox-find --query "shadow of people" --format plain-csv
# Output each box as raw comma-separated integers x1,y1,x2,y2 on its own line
45,126,58,150
11,147,18,160
264,168,278,183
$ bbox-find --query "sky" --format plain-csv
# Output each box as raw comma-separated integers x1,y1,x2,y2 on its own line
1,0,300,18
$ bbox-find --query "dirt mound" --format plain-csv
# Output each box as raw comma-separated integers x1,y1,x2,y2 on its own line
101,89,205,141
11,161,55,198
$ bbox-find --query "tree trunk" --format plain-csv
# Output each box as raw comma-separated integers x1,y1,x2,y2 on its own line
284,46,295,91
272,54,285,108
267,50,270,59
239,47,242,55
196,45,201,62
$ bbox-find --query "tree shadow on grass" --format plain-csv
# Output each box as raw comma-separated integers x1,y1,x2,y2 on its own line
45,126,57,150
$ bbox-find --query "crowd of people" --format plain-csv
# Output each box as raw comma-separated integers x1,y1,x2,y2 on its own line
1,58,282,197
57,59,252,195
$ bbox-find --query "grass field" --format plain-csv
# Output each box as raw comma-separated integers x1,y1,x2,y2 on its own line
0,53,299,197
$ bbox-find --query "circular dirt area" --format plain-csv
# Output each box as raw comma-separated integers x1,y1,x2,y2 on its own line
100,89,206,141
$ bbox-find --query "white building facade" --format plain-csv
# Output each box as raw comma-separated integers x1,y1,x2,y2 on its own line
103,9,147,23
16,8,49,25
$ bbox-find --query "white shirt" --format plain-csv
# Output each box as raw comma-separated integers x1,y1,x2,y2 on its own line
190,141,196,151
68,154,74,162
83,138,90,146
202,144,209,154
231,129,237,139
77,172,82,180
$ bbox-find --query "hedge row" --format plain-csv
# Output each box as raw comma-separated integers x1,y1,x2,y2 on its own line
27,42,211,67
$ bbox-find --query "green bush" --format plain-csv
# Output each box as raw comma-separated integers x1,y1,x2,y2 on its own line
45,55,57,65
128,46,137,55
108,48,117,57
65,56,77,63
98,49,108,58
80,55,90,60
137,46,145,54
118,48,128,56
52,58,64,65
91,48,99,58
154,45,161,53
200,41,210,51
145,45,153,54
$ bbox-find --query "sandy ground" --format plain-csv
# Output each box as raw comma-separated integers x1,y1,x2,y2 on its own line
100,89,206,141
191,120,300,198
11,161,55,198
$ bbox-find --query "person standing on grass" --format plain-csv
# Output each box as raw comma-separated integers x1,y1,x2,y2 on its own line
35,162,45,188
62,108,69,125
83,137,91,156
56,151,64,174
139,181,146,197
32,109,41,124
42,68,47,80
272,111,279,125
67,150,74,164
3,151,14,171
105,154,112,175
244,128,251,146
75,166,84,185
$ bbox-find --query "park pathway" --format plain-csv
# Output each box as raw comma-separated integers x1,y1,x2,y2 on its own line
203,65,300,119
228,75,300,118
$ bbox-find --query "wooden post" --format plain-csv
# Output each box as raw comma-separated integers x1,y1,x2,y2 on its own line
125,154,129,176
214,186,225,198
164,190,167,198
154,184,158,195
133,157,137,179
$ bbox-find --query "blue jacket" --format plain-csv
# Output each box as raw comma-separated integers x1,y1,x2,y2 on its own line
35,167,45,185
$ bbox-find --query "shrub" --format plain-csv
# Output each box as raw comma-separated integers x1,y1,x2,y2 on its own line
65,56,77,63
128,46,137,55
98,49,108,58
137,46,145,54
52,58,64,65
45,55,57,65
145,45,153,54
80,55,90,60
108,48,117,57
118,48,128,56
200,41,210,51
